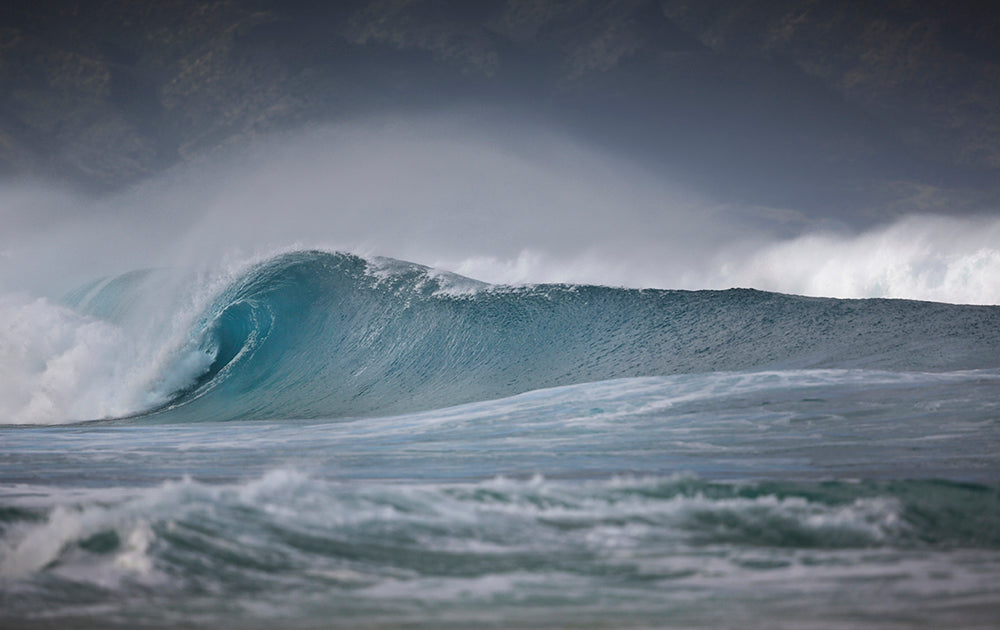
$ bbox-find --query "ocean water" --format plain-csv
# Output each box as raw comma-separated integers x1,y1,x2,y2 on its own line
1,250,999,628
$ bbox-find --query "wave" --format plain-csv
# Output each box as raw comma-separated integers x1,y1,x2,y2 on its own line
2,470,998,625
3,250,1000,424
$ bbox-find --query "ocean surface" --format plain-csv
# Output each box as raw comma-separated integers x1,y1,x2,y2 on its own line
1,250,999,628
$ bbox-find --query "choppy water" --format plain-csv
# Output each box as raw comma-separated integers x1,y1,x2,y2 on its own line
1,251,999,628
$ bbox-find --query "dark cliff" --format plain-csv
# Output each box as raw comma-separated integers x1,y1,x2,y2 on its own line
1,0,997,218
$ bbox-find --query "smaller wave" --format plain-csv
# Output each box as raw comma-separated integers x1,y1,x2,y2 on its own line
4,471,998,628
3,471,998,586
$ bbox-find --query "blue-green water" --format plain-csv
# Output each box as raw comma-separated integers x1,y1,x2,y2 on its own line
1,251,999,628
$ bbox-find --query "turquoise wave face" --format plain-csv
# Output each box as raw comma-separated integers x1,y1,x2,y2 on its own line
65,250,1000,423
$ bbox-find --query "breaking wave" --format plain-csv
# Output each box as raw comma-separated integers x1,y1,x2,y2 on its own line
3,250,1000,424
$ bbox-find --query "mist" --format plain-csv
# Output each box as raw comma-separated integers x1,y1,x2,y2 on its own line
2,113,999,305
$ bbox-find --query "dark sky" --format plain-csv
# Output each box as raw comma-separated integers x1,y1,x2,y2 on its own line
1,0,999,302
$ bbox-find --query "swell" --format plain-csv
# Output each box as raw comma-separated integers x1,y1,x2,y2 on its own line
106,250,1000,423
